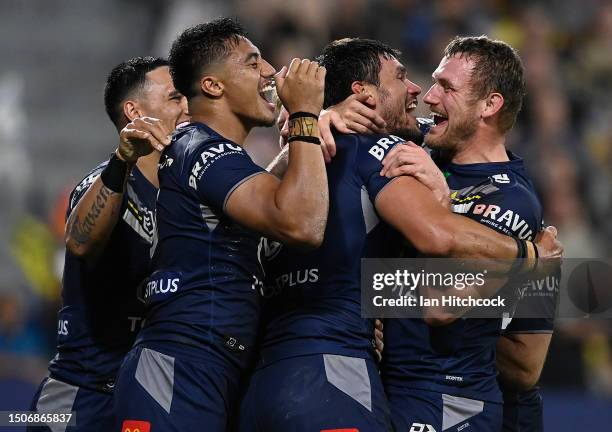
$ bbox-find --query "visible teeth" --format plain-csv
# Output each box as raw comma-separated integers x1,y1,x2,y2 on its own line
261,80,279,106
431,113,448,125
407,102,417,109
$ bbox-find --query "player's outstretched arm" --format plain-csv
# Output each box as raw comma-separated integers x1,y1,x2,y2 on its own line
225,59,329,249
65,117,171,259
496,333,552,391
374,176,562,259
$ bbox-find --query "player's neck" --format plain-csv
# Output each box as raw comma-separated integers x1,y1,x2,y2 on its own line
136,151,161,188
190,101,250,145
451,131,508,165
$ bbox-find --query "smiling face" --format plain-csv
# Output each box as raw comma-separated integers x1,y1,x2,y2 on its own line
368,55,422,141
423,54,483,151
138,66,190,132
220,37,278,128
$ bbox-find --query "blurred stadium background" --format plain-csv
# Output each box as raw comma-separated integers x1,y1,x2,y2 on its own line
0,0,610,429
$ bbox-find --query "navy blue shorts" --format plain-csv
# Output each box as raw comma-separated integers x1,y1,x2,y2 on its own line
502,390,543,432
239,353,392,432
27,376,114,432
113,345,239,432
386,386,503,432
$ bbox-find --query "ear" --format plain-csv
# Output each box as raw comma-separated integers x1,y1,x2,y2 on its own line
350,81,376,105
201,75,224,98
481,92,504,120
123,100,141,122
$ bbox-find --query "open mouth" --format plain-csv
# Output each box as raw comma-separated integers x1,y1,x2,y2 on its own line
260,80,279,110
406,100,418,112
431,112,448,126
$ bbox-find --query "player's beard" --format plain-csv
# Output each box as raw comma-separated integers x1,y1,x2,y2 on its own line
379,87,422,143
425,108,479,151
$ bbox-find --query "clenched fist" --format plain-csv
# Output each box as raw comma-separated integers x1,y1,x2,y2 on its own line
275,58,326,115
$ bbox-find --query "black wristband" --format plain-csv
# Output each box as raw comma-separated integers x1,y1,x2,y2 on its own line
288,111,319,120
100,153,130,193
510,237,526,275
287,135,321,145
515,237,528,258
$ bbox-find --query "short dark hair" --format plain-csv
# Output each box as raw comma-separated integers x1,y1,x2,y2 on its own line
317,38,401,108
104,56,168,130
444,35,526,132
169,18,246,98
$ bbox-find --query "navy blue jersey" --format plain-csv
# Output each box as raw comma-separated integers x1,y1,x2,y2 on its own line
500,277,557,431
257,133,405,366
382,151,543,403
135,122,266,372
48,162,156,392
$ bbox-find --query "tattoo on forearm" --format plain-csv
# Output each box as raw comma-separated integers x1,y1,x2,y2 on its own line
68,185,116,247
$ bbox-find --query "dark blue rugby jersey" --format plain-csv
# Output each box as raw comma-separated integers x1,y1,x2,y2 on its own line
257,132,405,366
500,266,558,430
135,122,266,371
382,151,543,404
49,162,156,392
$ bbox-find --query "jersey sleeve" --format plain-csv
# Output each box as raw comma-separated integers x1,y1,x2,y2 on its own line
187,140,266,210
355,134,406,202
458,183,542,241
66,163,107,220
456,180,557,334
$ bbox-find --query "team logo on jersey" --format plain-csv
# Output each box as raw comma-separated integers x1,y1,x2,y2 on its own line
368,134,405,161
123,199,155,243
409,423,436,432
121,420,150,432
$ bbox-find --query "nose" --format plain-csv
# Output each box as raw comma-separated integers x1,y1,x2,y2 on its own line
423,84,438,106
261,58,276,78
406,79,422,97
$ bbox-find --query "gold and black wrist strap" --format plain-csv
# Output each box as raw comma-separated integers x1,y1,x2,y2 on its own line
287,111,320,145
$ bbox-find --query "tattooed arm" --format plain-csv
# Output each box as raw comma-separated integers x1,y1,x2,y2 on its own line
64,175,124,259
65,117,171,260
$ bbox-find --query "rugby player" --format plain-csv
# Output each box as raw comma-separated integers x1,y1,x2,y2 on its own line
238,38,561,432
28,57,188,432
379,36,557,431
112,18,329,432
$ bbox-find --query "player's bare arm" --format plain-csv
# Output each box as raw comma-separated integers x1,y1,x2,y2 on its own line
226,59,329,249
496,333,552,391
65,117,171,258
